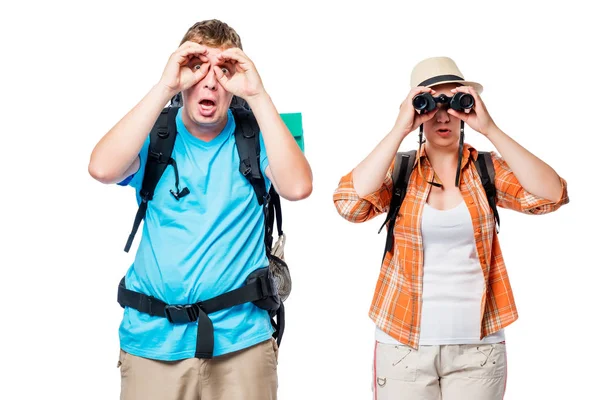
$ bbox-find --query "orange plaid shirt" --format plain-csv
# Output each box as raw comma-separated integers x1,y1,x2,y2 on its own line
333,143,569,349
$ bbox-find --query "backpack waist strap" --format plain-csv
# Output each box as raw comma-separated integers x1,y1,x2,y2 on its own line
117,267,281,359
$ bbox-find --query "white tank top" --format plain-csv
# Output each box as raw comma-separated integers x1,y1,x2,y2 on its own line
375,200,505,345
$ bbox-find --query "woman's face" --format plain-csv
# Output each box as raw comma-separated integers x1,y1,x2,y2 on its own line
422,83,463,149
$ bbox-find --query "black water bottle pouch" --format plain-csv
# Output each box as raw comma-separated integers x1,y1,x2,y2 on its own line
246,267,281,312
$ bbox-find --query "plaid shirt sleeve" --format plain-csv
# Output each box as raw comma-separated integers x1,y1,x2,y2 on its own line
333,162,395,223
490,151,569,214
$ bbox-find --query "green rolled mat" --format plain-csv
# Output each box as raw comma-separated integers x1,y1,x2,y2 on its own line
280,113,304,153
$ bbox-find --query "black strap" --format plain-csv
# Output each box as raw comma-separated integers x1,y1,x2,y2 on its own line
455,121,465,187
117,272,276,359
124,202,148,253
265,187,283,252
273,301,285,347
142,107,180,201
475,152,500,232
202,276,274,313
124,106,181,252
271,188,283,237
231,105,276,253
228,104,286,344
379,151,416,261
232,107,268,206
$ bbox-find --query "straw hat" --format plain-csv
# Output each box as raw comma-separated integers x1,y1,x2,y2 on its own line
410,56,483,94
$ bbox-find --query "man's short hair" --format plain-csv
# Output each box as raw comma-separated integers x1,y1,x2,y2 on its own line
180,19,243,50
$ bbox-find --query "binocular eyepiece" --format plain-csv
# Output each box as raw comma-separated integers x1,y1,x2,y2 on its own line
412,92,474,113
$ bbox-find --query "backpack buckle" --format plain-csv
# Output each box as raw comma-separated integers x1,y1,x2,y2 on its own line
149,150,164,162
140,189,152,202
258,274,273,299
170,187,190,200
241,160,252,176
165,304,201,324
157,127,169,139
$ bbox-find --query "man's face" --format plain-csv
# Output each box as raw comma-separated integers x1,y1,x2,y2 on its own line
181,46,236,134
422,83,462,148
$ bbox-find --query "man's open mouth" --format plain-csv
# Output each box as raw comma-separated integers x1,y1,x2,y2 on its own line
200,99,216,108
198,98,217,117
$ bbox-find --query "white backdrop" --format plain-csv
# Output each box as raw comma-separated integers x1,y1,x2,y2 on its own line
2,0,598,399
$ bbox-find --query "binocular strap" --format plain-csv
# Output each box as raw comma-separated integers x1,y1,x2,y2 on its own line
455,121,465,187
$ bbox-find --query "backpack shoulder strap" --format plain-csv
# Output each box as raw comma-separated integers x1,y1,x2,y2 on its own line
231,106,268,206
393,150,416,186
231,104,282,252
124,106,180,252
379,150,417,261
474,151,500,232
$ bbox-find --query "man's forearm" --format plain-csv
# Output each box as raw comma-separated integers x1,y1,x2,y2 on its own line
89,84,175,184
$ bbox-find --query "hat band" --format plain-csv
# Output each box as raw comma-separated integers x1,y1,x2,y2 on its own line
419,74,464,87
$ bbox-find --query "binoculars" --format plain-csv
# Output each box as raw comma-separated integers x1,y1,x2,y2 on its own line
412,92,474,113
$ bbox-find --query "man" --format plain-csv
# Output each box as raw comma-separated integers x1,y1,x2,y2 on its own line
88,19,312,400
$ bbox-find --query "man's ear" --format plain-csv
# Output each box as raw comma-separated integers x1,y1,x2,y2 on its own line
171,92,183,107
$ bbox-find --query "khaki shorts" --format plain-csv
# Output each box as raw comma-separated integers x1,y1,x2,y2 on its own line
373,341,507,400
118,338,278,400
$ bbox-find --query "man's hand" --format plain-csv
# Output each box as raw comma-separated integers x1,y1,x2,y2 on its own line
158,41,211,94
213,48,266,100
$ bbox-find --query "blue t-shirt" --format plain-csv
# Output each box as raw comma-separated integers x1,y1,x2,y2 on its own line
118,108,273,361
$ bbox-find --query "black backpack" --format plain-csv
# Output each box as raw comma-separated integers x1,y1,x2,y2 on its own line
117,94,290,358
379,150,500,260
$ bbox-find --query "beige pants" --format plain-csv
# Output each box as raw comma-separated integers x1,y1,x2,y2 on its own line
373,341,507,400
118,338,278,400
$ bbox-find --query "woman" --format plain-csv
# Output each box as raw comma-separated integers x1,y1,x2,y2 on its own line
333,56,569,399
